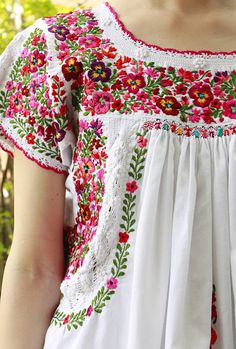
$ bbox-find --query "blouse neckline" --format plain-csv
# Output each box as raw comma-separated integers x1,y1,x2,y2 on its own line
103,1,236,57
92,1,236,72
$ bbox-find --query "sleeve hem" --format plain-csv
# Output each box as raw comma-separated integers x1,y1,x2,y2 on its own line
0,123,69,176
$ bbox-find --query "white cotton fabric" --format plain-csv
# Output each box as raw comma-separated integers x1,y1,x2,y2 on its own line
43,111,236,349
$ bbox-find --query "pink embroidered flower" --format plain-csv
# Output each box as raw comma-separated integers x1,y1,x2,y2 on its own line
86,305,93,316
126,180,138,193
213,85,226,98
90,91,113,114
5,108,14,118
5,80,14,91
79,157,96,179
119,232,129,243
106,277,118,289
188,82,213,108
222,98,236,119
122,73,146,94
79,35,101,48
20,47,28,59
188,108,202,123
9,93,23,113
144,67,158,79
136,136,148,148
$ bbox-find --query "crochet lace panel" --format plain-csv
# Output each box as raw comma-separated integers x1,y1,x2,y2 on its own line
60,120,139,310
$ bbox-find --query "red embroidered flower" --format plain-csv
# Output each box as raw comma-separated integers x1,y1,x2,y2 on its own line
156,96,181,116
174,83,188,95
26,133,35,144
63,315,70,325
112,99,123,111
28,50,46,73
137,136,148,148
119,232,129,243
126,180,138,193
62,57,84,82
189,82,213,107
79,204,91,225
210,327,217,346
122,73,146,94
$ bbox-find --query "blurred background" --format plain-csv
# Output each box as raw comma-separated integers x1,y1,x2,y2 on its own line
0,0,100,293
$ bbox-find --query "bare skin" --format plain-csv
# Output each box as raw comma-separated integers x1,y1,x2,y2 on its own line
107,0,236,52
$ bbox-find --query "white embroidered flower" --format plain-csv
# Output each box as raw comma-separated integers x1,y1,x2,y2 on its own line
135,46,150,60
193,56,208,69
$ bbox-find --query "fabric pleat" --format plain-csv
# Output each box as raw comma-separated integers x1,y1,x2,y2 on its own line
126,130,175,349
164,136,213,348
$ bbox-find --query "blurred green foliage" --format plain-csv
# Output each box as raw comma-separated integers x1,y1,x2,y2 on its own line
0,0,76,292
0,0,74,53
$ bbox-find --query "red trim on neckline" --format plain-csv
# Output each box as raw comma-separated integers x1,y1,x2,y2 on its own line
104,1,236,56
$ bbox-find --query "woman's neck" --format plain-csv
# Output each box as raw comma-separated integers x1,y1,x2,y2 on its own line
108,0,236,15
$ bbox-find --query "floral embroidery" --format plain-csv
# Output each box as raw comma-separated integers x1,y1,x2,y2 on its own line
43,8,236,124
0,27,71,174
63,118,108,279
142,118,236,138
210,284,218,348
51,127,149,330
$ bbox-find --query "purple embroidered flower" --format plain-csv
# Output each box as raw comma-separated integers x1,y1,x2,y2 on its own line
106,276,118,289
48,25,69,41
88,61,111,82
53,123,66,142
214,71,229,84
90,118,103,137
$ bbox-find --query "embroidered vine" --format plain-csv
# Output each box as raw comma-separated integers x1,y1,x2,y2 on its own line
50,126,149,330
63,118,108,280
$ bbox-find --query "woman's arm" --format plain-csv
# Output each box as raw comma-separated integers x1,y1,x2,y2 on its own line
0,148,67,349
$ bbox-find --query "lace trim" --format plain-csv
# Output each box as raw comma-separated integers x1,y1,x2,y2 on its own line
93,1,236,72
59,124,137,310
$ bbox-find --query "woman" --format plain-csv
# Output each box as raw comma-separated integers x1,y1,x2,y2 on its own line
0,0,236,347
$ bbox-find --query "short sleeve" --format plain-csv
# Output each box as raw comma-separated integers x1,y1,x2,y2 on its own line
0,18,76,175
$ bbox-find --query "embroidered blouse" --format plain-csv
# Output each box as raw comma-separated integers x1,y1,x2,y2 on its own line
0,1,235,348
